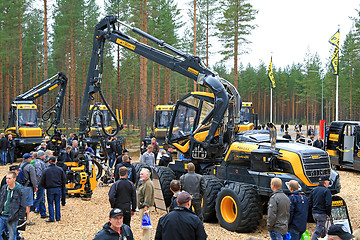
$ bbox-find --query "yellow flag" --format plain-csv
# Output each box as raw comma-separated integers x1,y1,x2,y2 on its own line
329,30,340,48
268,57,275,89
331,47,339,75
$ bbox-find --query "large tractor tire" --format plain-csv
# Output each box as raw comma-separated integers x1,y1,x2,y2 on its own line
215,182,262,233
202,175,223,222
153,166,176,208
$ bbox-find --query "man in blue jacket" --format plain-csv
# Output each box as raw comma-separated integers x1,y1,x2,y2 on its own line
288,180,309,240
309,175,332,240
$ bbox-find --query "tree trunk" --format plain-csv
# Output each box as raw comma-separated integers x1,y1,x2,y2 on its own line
0,59,3,128
157,64,161,104
18,4,23,94
70,11,76,129
43,0,48,128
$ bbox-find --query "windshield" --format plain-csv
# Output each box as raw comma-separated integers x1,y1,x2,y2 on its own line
18,109,38,127
240,107,252,123
170,104,197,140
91,110,110,127
155,110,172,129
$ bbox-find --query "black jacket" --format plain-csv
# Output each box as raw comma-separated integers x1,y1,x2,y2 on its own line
289,191,309,234
0,183,26,223
93,222,133,240
8,139,15,151
108,178,136,212
114,162,136,184
283,134,291,140
40,164,66,189
313,139,324,149
309,185,332,216
158,154,171,167
180,172,206,199
169,192,181,212
58,149,71,162
155,206,207,240
0,137,8,151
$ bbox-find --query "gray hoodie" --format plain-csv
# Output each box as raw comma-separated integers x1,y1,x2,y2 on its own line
267,189,290,235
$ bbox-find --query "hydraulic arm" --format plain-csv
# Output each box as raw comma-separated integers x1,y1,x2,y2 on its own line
79,15,240,149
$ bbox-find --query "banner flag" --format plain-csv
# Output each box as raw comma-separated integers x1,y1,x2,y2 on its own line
268,57,276,89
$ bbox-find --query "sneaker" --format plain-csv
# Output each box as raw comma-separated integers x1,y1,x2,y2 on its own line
27,221,35,226
46,219,55,223
41,215,49,218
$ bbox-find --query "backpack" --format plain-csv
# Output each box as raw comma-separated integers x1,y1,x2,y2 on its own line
18,162,30,186
32,159,45,179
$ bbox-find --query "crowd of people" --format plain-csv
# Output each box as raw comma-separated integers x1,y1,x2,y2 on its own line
0,133,359,240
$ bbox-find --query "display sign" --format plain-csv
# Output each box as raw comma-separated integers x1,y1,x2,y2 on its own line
331,195,352,233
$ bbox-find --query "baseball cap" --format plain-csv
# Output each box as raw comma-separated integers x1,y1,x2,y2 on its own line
122,149,129,153
328,224,354,240
109,208,123,218
319,176,329,181
37,150,46,158
48,157,57,163
9,165,20,171
177,191,192,204
23,153,33,159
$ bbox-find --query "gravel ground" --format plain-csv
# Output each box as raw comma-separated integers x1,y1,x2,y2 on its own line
4,149,359,240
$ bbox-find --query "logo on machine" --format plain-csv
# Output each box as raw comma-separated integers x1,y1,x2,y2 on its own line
116,39,136,50
307,169,330,177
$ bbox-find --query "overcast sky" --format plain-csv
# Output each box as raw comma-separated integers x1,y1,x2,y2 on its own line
95,0,359,70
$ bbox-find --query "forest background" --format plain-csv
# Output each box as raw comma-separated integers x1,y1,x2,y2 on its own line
1,0,360,139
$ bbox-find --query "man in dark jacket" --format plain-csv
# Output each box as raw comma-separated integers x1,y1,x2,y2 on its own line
283,131,292,140
267,177,290,240
169,180,181,212
313,136,324,149
108,167,136,227
39,157,66,222
309,175,332,240
105,137,117,168
0,133,9,165
180,163,206,221
7,135,15,165
158,150,171,167
114,155,136,184
93,208,133,240
288,180,309,240
155,191,207,240
0,172,26,240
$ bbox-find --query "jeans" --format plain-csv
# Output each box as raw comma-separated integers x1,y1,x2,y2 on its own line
47,187,62,221
8,150,14,165
288,228,301,240
0,151,8,165
0,216,17,240
312,213,327,240
269,231,283,240
31,186,46,216
108,152,116,168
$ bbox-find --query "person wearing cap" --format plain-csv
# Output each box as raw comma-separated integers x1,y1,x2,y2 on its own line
114,155,136,183
115,148,132,166
0,171,26,240
93,208,134,240
137,168,155,240
267,177,290,240
288,180,309,240
39,157,66,222
180,162,206,221
20,153,38,226
1,165,21,189
155,191,207,240
109,166,137,227
30,150,48,219
309,175,332,240
327,224,355,240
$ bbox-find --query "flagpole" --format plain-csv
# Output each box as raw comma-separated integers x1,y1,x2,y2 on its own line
336,74,339,121
336,25,340,121
270,87,273,123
